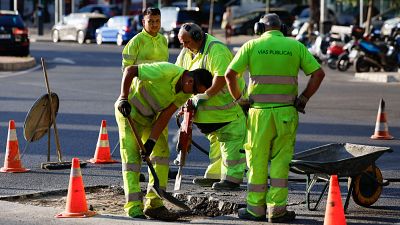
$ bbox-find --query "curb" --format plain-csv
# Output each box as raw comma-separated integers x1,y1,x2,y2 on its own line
355,71,400,83
0,56,37,71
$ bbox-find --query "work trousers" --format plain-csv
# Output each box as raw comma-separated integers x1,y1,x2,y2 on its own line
204,113,246,184
115,108,170,217
244,106,298,218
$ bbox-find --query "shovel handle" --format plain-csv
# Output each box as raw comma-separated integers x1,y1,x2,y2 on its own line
41,57,63,162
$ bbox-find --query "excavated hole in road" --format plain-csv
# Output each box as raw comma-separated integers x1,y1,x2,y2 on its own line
2,185,244,221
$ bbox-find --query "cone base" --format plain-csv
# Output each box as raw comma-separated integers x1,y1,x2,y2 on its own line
0,167,30,173
371,134,394,140
55,210,96,218
87,158,119,164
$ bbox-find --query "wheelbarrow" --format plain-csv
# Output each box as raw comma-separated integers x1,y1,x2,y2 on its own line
290,143,392,211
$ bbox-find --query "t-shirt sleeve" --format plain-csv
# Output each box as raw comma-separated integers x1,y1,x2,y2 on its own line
207,44,232,77
299,42,321,75
122,38,139,69
228,41,251,74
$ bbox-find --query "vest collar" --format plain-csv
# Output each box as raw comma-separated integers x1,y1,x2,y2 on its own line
261,30,283,38
141,28,159,39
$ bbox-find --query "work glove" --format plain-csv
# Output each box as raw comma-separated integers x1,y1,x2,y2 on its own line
294,94,309,114
117,98,131,117
142,138,156,159
192,93,209,108
234,95,251,115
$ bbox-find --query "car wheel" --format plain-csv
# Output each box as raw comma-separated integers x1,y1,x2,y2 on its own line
77,30,85,44
96,33,102,45
52,30,59,43
116,34,123,46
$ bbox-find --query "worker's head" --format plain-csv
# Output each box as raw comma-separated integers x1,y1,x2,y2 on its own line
142,7,161,36
178,23,204,53
182,69,213,94
254,13,282,35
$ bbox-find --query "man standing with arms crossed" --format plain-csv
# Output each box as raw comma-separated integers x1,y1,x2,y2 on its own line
119,7,170,220
225,14,325,222
176,23,246,191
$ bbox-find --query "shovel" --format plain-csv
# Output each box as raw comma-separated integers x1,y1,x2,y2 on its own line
126,115,190,210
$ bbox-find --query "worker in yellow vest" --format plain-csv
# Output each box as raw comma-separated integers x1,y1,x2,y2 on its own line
176,23,246,191
225,14,325,223
119,7,170,219
115,62,213,221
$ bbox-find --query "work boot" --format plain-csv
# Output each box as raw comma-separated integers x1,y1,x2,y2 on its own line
144,206,179,221
193,177,220,187
129,214,147,219
238,208,266,221
212,180,240,191
268,210,296,223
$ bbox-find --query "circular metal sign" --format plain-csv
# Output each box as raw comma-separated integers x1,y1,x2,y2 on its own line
23,93,59,142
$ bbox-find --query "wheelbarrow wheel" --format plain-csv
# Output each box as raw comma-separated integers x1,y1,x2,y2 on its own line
349,165,383,207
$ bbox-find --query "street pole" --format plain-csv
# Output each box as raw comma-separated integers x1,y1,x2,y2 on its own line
360,0,364,27
71,0,74,13
55,0,59,23
142,0,146,12
13,0,17,11
320,0,326,34
208,0,214,35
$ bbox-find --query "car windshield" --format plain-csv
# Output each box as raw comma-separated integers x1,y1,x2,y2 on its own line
0,14,24,27
177,11,201,23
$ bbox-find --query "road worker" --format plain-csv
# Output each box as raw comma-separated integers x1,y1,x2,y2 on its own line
176,23,246,191
115,62,213,221
224,14,325,222
119,7,172,216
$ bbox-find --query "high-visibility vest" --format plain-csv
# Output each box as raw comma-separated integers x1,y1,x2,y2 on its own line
230,30,320,108
176,34,245,123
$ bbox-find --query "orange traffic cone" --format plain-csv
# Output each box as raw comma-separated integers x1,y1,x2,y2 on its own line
0,120,29,173
88,120,118,164
323,175,346,225
56,158,96,218
371,99,394,140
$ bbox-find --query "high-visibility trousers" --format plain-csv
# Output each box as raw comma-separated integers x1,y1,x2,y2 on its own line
204,113,246,183
244,106,298,217
115,108,170,217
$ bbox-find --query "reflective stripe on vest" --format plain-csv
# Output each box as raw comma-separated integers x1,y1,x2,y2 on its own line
210,155,221,164
270,178,288,188
122,163,141,172
250,94,295,104
248,205,266,216
126,192,142,202
198,101,236,111
249,75,297,104
247,183,267,192
129,86,162,117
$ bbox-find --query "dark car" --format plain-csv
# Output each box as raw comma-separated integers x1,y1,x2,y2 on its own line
78,4,121,18
160,7,208,48
0,10,29,56
231,8,294,35
51,13,108,44
96,15,141,45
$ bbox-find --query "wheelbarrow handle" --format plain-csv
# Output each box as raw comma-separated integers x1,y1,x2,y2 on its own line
290,160,330,175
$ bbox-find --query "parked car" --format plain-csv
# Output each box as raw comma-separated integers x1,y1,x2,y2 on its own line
51,13,108,44
160,7,208,47
381,17,400,39
231,8,294,36
0,10,29,56
78,4,121,18
95,15,141,45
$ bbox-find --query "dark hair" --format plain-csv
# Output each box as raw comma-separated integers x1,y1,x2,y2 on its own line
190,69,213,93
143,7,160,16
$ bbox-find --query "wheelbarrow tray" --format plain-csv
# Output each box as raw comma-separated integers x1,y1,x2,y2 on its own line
289,143,392,211
290,143,391,177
